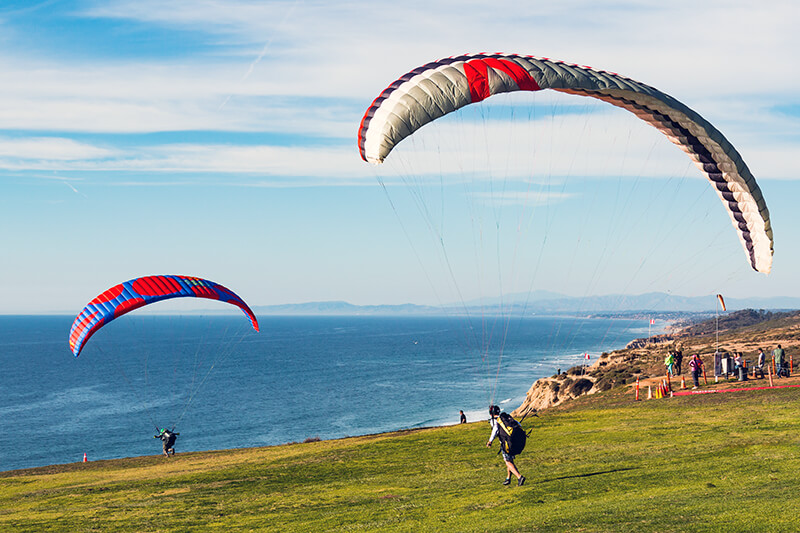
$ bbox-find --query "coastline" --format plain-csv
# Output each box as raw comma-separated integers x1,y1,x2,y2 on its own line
3,310,797,475
1,314,654,472
511,320,675,416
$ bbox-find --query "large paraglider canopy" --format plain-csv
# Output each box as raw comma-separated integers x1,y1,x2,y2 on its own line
357,53,773,274
357,52,776,410
69,275,259,357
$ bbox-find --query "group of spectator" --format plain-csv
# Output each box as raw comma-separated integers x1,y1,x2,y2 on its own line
664,344,790,388
746,345,788,378
664,349,683,376
665,348,705,388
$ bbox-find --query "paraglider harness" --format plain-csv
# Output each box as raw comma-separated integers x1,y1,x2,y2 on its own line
494,410,537,457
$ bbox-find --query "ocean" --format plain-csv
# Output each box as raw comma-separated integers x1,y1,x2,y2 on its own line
0,314,654,472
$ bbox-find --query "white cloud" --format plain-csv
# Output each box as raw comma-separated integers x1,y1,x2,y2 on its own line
0,139,372,183
82,0,298,37
0,1,793,181
0,136,115,160
78,0,800,99
0,101,793,186
129,143,366,178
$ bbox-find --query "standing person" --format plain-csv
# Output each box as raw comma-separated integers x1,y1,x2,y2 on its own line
154,427,179,457
734,352,746,381
486,405,525,486
674,348,684,375
757,348,767,378
773,344,786,378
689,354,704,389
664,352,675,376
460,410,467,424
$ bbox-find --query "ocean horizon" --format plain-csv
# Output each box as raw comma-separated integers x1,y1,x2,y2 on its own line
0,314,657,472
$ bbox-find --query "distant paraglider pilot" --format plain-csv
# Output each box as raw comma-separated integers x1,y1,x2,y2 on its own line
155,427,179,457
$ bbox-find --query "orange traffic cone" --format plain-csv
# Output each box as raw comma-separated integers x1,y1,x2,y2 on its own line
681,376,686,389
83,452,87,463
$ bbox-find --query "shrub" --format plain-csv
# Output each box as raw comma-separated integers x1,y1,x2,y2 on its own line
569,378,594,396
567,365,585,376
595,378,614,392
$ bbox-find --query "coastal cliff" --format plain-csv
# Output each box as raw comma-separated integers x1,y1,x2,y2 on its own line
512,347,649,416
512,309,800,418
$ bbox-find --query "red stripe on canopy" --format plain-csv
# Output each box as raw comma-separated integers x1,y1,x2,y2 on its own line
464,59,492,102
482,57,541,92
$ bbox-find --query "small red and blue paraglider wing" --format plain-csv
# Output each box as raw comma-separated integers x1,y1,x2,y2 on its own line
69,275,259,356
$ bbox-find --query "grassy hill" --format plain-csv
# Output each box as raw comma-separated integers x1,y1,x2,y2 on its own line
5,381,800,531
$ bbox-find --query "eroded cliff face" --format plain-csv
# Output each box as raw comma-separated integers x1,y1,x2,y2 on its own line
511,373,598,417
511,343,653,418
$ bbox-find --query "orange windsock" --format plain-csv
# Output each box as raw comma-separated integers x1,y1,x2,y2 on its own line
717,294,726,311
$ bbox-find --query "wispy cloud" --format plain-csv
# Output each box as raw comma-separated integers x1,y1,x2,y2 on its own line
0,1,794,182
0,136,115,160
0,139,371,182
470,190,576,206
0,2,791,146
0,104,794,184
77,1,800,97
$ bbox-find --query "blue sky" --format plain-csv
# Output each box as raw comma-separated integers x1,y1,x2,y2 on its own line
0,0,798,313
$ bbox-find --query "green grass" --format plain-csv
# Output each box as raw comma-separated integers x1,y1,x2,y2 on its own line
4,388,800,532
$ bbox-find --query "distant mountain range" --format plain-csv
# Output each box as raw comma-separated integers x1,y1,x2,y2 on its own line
251,292,800,316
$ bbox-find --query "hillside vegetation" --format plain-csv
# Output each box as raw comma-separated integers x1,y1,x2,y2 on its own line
515,309,800,414
679,309,800,336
